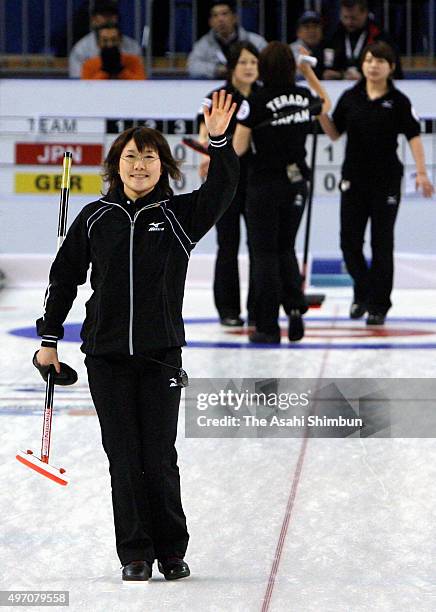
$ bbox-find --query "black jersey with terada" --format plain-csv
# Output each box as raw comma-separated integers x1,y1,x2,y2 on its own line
238,85,320,178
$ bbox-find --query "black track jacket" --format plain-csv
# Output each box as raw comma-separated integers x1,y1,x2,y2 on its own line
36,135,239,355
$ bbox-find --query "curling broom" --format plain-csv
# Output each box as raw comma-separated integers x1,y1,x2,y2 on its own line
16,152,73,486
301,120,325,308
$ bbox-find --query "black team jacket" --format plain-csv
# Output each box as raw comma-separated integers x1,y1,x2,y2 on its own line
36,135,239,355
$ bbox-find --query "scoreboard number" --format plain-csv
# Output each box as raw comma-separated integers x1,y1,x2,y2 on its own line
172,175,186,191
173,144,186,161
324,144,334,163
105,118,194,135
323,173,337,192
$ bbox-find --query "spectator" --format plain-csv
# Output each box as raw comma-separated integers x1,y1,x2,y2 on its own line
81,25,145,80
290,11,326,80
323,0,403,80
187,1,267,79
69,1,141,78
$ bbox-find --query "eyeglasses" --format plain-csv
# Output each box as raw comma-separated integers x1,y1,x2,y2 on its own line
120,154,160,165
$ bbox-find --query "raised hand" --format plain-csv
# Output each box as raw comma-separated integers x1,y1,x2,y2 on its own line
203,90,237,137
297,46,315,77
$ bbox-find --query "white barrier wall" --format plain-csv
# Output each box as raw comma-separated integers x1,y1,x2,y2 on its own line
0,79,435,255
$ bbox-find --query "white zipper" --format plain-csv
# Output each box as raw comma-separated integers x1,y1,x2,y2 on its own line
100,199,163,355
129,219,135,354
129,207,152,354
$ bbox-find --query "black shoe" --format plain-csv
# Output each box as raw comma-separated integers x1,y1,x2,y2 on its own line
247,319,256,328
366,312,385,325
288,309,304,342
248,331,281,344
158,557,190,581
220,316,244,327
122,560,152,582
350,302,367,319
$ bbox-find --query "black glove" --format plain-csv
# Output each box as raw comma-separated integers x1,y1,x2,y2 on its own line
33,351,78,386
101,46,123,76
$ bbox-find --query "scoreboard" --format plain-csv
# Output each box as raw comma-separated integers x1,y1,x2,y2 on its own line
0,79,433,257
0,115,202,196
1,112,435,199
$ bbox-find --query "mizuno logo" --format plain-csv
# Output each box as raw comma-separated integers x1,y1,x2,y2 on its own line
148,222,165,232
169,378,178,387
381,100,393,108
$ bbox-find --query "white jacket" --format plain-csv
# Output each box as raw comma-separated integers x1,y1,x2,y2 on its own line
188,27,267,78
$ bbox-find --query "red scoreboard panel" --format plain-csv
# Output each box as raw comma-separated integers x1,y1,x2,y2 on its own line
15,143,103,166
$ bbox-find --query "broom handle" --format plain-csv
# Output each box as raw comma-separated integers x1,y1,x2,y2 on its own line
41,152,72,463
302,120,319,290
57,152,72,250
41,367,55,463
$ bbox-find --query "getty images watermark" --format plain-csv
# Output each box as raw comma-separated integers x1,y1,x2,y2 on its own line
184,378,436,438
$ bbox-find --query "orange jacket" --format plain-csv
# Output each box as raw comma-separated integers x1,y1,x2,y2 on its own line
81,53,146,80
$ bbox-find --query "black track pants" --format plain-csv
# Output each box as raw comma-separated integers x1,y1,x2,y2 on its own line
340,180,401,314
85,350,189,566
213,181,255,321
246,175,307,334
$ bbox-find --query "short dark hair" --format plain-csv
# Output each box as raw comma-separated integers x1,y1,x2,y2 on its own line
96,23,120,36
226,41,259,78
361,40,396,68
210,1,236,15
92,1,119,18
103,127,182,197
259,41,296,88
297,10,321,27
341,0,368,10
